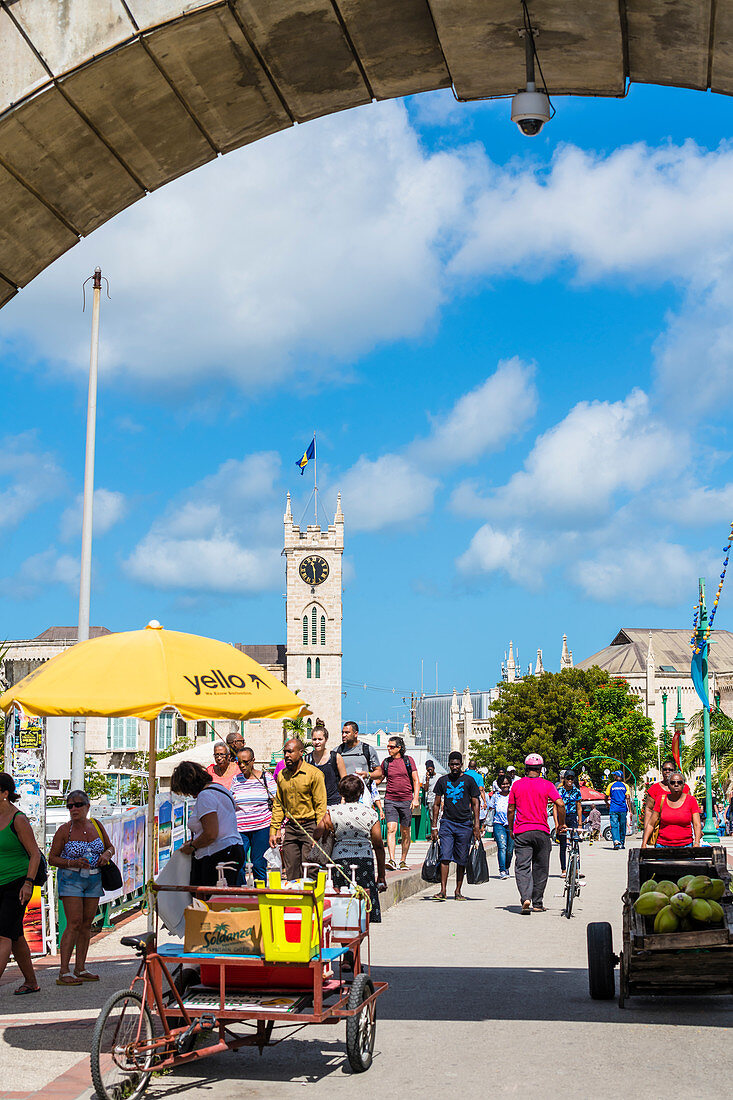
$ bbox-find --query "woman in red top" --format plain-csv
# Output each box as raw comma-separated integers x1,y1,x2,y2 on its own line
641,771,702,848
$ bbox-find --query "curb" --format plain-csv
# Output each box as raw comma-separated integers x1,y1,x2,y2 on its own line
381,840,497,912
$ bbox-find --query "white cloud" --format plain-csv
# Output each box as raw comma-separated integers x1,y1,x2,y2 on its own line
1,101,479,392
125,535,280,595
59,488,127,542
411,357,537,467
653,482,733,527
340,455,437,533
456,523,551,588
124,452,282,593
574,543,714,607
11,548,80,599
0,433,65,529
455,389,679,524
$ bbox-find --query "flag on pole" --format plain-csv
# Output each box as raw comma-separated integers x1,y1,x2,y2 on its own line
671,729,682,769
296,437,315,475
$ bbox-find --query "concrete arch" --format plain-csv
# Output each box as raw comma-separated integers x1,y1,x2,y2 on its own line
0,0,730,308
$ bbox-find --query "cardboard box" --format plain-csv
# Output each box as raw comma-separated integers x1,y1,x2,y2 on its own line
184,903,262,956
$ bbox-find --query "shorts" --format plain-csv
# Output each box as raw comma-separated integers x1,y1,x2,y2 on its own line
0,875,28,941
58,868,104,898
385,801,412,830
438,818,473,867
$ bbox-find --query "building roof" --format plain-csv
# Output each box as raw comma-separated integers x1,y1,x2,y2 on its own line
233,644,286,668
577,628,733,676
32,626,112,643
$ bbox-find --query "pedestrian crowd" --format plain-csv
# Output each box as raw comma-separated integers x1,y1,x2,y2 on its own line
1,730,716,997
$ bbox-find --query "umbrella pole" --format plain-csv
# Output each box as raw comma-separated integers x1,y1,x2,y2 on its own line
147,718,156,933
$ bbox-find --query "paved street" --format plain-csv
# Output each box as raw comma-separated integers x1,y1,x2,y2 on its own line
2,839,732,1099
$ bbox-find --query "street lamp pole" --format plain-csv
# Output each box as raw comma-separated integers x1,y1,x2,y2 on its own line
695,579,718,844
70,267,103,790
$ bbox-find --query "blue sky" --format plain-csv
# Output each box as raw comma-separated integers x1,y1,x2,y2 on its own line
2,81,733,735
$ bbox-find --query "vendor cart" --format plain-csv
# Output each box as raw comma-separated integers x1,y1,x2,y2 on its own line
90,875,387,1100
587,846,733,1007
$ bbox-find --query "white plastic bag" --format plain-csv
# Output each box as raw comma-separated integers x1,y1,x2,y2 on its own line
264,846,282,872
154,850,192,937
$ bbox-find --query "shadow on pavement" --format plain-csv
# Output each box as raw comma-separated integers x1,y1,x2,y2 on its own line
368,965,733,1025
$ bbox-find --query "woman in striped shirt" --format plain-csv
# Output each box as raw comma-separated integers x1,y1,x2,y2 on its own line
230,748,277,885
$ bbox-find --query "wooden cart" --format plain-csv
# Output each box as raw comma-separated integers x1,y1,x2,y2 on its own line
587,846,733,1007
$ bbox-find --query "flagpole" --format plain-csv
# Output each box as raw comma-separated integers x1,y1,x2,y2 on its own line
313,430,317,524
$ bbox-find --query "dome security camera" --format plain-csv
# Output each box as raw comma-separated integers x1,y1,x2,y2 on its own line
511,86,551,136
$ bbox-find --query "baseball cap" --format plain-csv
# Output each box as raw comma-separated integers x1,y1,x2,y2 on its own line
524,753,544,767
507,765,516,772
612,770,623,777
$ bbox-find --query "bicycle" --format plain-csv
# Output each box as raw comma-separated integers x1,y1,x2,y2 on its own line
562,828,582,919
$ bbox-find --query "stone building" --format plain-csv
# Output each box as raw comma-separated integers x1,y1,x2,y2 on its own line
1,494,344,782
576,628,733,748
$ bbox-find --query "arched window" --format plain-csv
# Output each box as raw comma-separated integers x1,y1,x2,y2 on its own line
315,657,321,679
311,606,317,645
306,657,312,679
303,616,308,645
306,717,312,732
320,615,326,645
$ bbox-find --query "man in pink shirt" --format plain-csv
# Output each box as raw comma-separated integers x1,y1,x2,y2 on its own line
507,754,565,915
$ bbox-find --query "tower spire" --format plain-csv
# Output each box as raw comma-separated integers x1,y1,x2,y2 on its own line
536,648,544,675
335,491,343,523
561,634,573,669
284,491,292,522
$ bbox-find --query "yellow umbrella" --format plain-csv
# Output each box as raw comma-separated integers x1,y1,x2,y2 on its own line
0,621,310,924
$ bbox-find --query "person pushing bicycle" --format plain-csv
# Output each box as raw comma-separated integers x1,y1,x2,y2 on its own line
557,771,582,874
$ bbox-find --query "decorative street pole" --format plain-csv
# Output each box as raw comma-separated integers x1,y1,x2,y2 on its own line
70,267,105,790
673,686,685,757
694,580,718,844
661,690,668,756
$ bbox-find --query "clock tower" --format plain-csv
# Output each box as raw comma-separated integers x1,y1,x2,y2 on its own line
284,491,343,737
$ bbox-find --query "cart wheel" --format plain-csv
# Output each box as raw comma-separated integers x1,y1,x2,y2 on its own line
91,988,155,1100
345,973,376,1073
602,826,613,842
587,922,615,1000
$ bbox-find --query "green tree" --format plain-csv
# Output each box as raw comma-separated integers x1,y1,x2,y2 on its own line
84,754,112,800
470,667,655,786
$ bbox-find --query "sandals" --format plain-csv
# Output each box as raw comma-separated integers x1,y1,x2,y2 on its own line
399,861,408,870
454,893,467,901
74,970,100,982
57,973,83,986
521,900,532,915
431,893,447,902
14,984,40,995
532,904,547,912
385,859,397,871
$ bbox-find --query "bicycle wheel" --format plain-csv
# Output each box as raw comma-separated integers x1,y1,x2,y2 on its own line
345,974,376,1073
564,856,578,919
91,988,155,1100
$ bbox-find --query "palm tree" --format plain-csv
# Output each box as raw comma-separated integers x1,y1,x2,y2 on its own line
682,708,733,787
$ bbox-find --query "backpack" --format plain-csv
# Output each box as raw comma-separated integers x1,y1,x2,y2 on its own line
336,741,380,773
382,755,413,781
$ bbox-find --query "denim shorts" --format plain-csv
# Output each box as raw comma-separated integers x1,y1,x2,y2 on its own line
58,868,104,898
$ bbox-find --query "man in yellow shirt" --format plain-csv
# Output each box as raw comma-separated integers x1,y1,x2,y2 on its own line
270,738,327,879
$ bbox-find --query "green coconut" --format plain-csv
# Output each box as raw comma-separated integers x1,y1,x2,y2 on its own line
654,905,680,933
686,876,714,899
691,898,713,923
656,880,678,898
640,879,659,895
634,891,671,916
677,874,695,892
669,891,693,917
708,900,725,925
709,879,725,901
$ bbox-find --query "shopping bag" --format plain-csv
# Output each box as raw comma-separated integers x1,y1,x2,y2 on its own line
154,850,192,937
421,838,442,883
465,840,490,885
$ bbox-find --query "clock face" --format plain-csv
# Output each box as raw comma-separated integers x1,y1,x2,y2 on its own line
299,555,329,586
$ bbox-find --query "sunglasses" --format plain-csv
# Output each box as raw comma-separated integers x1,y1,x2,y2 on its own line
67,801,87,809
